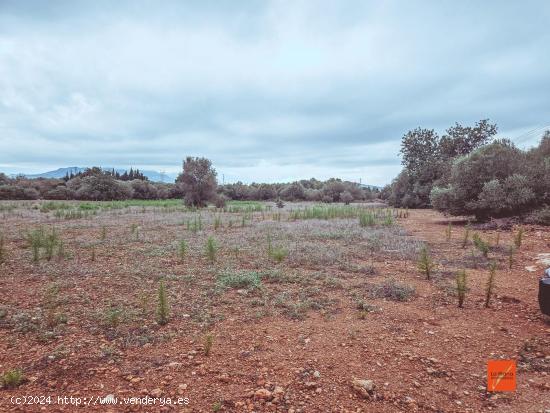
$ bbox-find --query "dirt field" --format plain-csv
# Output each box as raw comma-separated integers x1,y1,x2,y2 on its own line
0,201,548,412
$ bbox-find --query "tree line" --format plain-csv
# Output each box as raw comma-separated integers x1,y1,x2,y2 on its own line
382,120,549,224
0,160,380,205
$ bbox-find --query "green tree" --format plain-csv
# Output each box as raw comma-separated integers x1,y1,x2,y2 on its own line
177,157,218,207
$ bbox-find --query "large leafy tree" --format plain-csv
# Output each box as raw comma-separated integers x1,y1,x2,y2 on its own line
439,119,497,159
390,120,498,208
177,157,217,207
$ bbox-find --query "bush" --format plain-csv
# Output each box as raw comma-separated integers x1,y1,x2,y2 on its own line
1,369,25,388
214,194,227,209
130,180,158,199
74,175,133,201
217,270,262,289
368,279,415,301
341,191,353,205
430,138,548,221
525,206,550,225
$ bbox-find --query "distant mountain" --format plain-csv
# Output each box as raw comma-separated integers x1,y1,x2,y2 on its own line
24,167,178,183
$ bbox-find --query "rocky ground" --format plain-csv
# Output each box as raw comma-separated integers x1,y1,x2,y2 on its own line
0,201,548,412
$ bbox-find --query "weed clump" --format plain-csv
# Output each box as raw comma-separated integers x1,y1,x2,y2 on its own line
217,270,262,290
508,245,514,269
1,369,25,388
445,222,452,241
368,279,415,302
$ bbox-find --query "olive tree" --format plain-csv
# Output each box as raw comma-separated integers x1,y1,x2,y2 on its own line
177,157,217,207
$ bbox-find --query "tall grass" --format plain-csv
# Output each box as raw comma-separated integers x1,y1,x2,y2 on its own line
359,212,375,227
291,205,387,221
224,201,264,213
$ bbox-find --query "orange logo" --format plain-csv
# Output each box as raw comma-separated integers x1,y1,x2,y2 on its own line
487,360,516,392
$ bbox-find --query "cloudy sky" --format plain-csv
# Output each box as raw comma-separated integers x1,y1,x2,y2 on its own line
1,1,549,185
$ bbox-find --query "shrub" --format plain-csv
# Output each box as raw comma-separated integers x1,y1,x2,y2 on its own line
75,175,133,201
217,270,262,289
206,236,217,263
270,246,288,263
157,280,169,326
456,270,467,308
341,191,353,205
429,136,550,220
368,279,415,302
1,369,25,388
472,233,489,257
485,261,497,308
130,180,158,199
275,198,285,208
214,194,227,209
525,206,550,225
417,246,435,280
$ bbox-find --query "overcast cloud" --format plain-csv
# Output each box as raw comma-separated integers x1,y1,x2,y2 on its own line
1,0,549,185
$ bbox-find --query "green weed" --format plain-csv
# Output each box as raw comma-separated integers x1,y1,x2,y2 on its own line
456,270,467,308
157,280,169,326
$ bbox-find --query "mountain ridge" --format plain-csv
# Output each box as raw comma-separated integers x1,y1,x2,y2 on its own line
22,167,178,183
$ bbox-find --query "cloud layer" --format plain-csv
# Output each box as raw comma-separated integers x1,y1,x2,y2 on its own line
1,0,549,185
